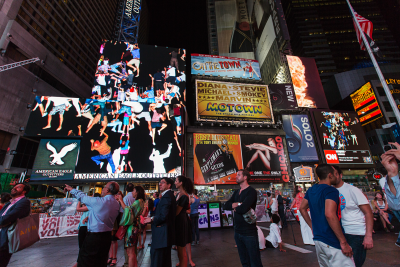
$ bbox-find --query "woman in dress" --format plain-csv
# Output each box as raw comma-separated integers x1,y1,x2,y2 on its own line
108,191,124,266
138,198,154,249
373,192,394,232
174,176,195,267
290,186,314,245
269,193,280,228
116,186,145,267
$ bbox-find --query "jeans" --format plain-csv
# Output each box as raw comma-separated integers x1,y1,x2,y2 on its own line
278,206,287,227
344,234,365,267
392,210,400,243
190,213,200,242
117,105,132,116
0,249,12,267
234,232,263,267
91,152,115,173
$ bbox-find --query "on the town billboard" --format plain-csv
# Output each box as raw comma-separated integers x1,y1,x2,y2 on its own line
195,80,274,124
350,82,383,126
191,54,261,80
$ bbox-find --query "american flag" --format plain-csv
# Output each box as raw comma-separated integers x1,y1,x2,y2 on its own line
352,12,373,51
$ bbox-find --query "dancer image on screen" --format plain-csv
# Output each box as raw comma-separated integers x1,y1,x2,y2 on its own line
151,107,168,145
150,143,173,173
245,139,278,170
126,43,140,77
169,49,179,71
42,97,74,131
90,132,116,174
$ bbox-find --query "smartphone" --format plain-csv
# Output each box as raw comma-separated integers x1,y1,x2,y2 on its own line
384,144,396,152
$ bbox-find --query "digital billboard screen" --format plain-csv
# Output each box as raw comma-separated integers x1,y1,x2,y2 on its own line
31,139,81,180
282,114,319,162
195,80,274,123
191,54,261,80
311,110,373,167
287,56,329,108
350,82,383,126
193,133,243,185
269,84,298,110
240,135,290,183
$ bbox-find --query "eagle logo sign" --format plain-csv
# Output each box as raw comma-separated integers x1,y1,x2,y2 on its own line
46,141,77,165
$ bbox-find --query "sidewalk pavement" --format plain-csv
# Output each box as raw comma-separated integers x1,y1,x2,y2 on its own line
7,221,400,267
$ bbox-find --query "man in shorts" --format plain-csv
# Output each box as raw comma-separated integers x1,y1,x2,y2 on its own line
42,97,73,131
90,132,116,173
127,43,140,77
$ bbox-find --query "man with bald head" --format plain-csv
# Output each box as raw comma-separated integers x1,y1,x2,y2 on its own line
65,182,120,267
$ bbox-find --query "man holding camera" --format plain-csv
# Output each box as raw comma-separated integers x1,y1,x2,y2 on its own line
381,142,400,248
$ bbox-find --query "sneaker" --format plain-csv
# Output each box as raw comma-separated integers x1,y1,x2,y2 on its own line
196,241,199,245
389,224,395,230
395,242,400,248
191,241,196,246
384,227,390,233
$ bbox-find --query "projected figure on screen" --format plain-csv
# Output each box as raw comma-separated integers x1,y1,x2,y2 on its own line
149,143,173,173
42,97,74,131
126,43,140,77
90,132,116,173
350,130,358,145
245,139,278,170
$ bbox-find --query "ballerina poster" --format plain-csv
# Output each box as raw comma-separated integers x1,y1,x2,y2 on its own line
193,133,243,185
240,135,290,183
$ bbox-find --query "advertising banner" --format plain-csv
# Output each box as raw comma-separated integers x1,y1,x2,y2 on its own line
50,198,79,216
312,111,373,166
269,84,297,110
193,133,243,185
198,204,208,229
287,56,329,108
255,204,269,222
255,17,276,67
350,82,383,126
282,115,319,162
31,140,80,181
293,166,315,183
240,135,290,183
221,208,234,227
209,202,221,228
195,80,274,123
215,0,255,60
191,54,261,80
391,124,400,144
39,215,81,239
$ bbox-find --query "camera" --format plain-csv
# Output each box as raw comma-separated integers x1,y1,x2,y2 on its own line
384,144,396,152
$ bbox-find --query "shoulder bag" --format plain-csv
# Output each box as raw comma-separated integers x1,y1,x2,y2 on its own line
8,213,40,253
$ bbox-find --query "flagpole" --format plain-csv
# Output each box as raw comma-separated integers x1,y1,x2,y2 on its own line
346,0,400,125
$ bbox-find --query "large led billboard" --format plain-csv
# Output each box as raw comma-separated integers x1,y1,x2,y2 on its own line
269,84,298,110
193,133,243,185
31,139,81,180
287,56,329,108
195,80,274,123
215,0,255,60
350,82,383,126
191,54,261,80
282,114,319,162
193,133,290,184
311,110,373,167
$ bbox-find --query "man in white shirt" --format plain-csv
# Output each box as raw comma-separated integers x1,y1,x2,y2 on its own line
264,214,286,252
332,166,373,267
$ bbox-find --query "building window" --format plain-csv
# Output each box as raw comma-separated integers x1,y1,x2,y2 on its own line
382,101,393,112
381,134,393,145
11,138,39,169
389,117,397,123
0,130,13,165
377,87,385,96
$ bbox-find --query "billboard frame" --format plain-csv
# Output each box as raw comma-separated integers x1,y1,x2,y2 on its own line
195,79,275,124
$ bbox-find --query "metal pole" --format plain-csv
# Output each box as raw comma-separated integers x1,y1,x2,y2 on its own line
346,0,400,125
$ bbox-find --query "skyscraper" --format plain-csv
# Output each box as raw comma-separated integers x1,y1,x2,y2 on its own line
281,0,400,84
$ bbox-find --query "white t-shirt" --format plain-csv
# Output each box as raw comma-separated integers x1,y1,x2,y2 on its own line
337,182,369,235
271,197,278,212
265,223,282,248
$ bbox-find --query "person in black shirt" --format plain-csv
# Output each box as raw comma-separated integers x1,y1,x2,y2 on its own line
276,190,287,228
224,170,263,267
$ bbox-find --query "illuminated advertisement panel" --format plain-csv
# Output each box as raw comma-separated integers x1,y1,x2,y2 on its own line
282,114,319,162
269,84,298,110
193,133,243,185
311,110,373,167
350,82,383,126
191,54,261,80
240,135,290,183
31,139,81,181
215,0,255,60
195,80,274,123
287,56,329,108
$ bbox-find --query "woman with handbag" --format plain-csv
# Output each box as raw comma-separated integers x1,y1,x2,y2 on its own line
174,176,194,267
116,186,145,267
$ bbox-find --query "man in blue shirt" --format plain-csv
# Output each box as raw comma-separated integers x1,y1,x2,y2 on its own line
381,142,400,247
65,182,120,267
300,164,354,267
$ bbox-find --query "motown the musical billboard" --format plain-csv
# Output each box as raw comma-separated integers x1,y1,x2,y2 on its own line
195,80,274,123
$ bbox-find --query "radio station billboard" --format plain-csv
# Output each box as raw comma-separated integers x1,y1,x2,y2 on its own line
240,135,290,183
269,84,298,110
282,114,319,162
287,56,329,108
191,54,261,80
311,110,373,167
193,133,243,185
350,82,383,126
31,139,80,180
195,80,274,123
